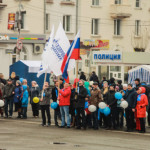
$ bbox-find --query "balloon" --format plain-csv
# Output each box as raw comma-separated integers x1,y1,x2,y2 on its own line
146,112,148,117
85,111,87,116
75,109,77,115
0,100,4,107
88,105,96,112
103,107,111,116
120,101,128,109
124,113,126,118
19,78,24,83
115,92,122,100
99,108,104,113
85,101,88,109
51,102,58,109
57,100,59,104
99,102,106,109
33,97,39,103
43,93,45,97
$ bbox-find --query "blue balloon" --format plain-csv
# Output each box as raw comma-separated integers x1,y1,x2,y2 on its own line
124,113,126,118
51,102,58,109
84,101,88,109
43,93,45,97
99,108,104,113
75,109,77,115
19,78,24,83
103,107,111,116
115,92,122,100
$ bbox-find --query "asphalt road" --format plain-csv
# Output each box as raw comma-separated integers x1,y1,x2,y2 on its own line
0,107,150,150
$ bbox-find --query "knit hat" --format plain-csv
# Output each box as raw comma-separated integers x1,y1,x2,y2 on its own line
16,80,21,85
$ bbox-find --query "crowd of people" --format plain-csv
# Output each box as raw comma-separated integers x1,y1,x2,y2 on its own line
0,71,150,134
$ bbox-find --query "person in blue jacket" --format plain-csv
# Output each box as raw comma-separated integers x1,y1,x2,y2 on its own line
13,80,22,118
21,85,28,119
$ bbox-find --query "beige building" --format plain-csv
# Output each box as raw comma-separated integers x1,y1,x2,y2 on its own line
78,0,150,83
0,0,46,78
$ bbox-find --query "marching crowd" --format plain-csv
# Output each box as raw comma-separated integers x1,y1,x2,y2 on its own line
0,71,150,133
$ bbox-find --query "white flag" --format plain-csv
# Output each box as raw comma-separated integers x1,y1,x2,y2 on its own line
47,23,75,76
37,26,54,77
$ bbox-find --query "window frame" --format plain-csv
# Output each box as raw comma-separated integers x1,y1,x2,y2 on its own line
20,11,26,29
135,0,140,8
92,0,99,6
135,20,141,36
63,15,71,32
114,19,121,36
46,13,50,31
114,0,122,4
91,18,99,35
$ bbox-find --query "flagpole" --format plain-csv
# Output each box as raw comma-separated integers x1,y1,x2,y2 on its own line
41,71,47,100
57,76,60,100
76,60,78,92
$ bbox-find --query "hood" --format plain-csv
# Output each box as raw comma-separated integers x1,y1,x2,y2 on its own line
22,85,27,91
84,81,89,88
73,78,79,88
139,87,146,94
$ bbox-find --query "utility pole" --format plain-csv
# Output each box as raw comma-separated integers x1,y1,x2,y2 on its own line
17,0,22,58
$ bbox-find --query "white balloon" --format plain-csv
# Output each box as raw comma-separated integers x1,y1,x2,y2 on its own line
0,100,4,107
88,105,96,112
99,102,106,109
120,101,128,109
146,112,148,117
57,100,59,104
85,111,87,116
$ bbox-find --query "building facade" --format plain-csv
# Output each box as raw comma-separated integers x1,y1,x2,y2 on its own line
78,0,150,83
0,0,46,78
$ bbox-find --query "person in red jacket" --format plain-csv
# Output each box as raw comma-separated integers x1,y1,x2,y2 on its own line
58,83,71,128
136,87,148,133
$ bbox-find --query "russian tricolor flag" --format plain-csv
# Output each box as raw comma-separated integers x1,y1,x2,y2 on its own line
61,31,80,83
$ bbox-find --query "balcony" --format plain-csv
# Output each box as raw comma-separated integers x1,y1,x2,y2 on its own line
0,0,7,8
110,4,131,19
46,0,53,3
60,1,75,6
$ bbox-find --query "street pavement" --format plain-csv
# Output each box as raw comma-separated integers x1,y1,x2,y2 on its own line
0,106,150,150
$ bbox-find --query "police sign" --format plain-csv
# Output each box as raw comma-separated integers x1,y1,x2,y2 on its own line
93,51,122,62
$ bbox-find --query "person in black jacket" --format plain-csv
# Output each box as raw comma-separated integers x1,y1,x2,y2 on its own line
30,81,40,117
134,78,141,91
75,80,87,129
90,71,99,83
3,79,15,118
105,84,117,130
80,72,86,81
52,81,61,126
124,84,137,132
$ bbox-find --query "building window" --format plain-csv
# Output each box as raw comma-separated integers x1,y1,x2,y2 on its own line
63,15,71,32
114,19,121,35
46,13,50,31
20,11,26,29
91,19,99,35
115,0,121,4
135,20,140,36
92,0,99,6
135,0,140,8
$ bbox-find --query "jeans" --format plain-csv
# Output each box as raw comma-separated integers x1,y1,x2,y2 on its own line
54,107,61,125
60,106,70,127
31,103,39,117
22,107,27,118
41,105,51,125
139,118,146,132
5,99,13,117
76,107,86,128
91,108,98,129
116,107,124,128
125,108,135,130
